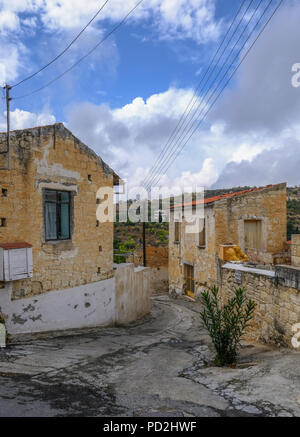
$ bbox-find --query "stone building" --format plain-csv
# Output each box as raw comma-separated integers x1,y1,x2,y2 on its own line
0,123,150,334
169,183,287,296
220,244,300,348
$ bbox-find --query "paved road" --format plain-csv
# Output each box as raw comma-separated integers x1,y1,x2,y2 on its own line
0,295,300,417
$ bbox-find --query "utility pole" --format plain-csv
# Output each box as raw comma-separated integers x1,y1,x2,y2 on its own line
0,84,11,170
143,221,146,267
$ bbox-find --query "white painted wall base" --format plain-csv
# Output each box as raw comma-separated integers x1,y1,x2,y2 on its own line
0,264,151,335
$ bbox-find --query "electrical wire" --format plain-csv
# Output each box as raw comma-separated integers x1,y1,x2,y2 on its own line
12,0,145,100
142,0,251,190
12,0,110,89
146,0,283,190
145,0,266,190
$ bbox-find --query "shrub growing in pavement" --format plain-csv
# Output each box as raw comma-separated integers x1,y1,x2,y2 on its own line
200,286,255,367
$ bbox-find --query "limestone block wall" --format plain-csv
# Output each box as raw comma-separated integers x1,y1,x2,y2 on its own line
292,234,300,267
169,184,287,296
134,246,169,294
169,206,217,294
0,124,115,300
221,263,300,347
215,183,287,264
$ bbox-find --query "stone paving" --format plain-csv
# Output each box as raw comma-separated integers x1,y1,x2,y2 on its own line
0,295,300,417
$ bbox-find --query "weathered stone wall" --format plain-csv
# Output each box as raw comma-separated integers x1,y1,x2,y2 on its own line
221,263,300,347
169,184,287,296
215,183,287,264
292,234,300,267
169,205,217,295
134,246,169,294
0,123,115,299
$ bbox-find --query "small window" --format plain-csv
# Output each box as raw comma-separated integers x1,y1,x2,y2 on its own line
0,218,6,227
44,190,71,241
199,218,206,247
174,221,181,243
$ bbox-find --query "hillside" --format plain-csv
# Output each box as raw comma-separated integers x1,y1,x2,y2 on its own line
114,186,300,262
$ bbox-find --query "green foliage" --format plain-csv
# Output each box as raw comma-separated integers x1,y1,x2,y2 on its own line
287,199,300,214
200,286,256,367
157,229,168,243
287,220,300,240
114,255,126,264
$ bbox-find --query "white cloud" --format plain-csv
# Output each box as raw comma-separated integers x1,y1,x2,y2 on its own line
0,108,55,131
66,87,206,188
0,10,19,34
173,158,218,188
0,43,26,84
0,0,221,88
40,0,221,43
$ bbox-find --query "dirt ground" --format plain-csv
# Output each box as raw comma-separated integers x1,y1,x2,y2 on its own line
0,295,299,417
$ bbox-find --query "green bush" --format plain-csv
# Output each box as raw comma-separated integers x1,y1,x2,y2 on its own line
114,255,126,264
200,286,255,367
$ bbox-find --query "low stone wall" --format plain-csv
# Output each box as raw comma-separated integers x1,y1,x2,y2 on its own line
150,267,169,294
134,246,169,294
221,263,300,348
0,264,151,335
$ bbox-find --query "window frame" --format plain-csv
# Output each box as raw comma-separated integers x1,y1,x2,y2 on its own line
174,220,181,243
43,189,71,242
198,218,206,248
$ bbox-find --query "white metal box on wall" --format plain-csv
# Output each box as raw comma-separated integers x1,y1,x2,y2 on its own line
0,243,33,282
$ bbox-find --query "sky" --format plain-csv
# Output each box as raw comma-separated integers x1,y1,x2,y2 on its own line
0,0,299,190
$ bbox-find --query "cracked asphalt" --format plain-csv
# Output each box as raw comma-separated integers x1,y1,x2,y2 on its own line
0,295,300,417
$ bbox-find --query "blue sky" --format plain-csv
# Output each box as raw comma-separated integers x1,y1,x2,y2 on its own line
0,0,300,189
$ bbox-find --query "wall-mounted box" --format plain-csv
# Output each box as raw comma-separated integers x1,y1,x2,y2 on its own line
0,243,33,281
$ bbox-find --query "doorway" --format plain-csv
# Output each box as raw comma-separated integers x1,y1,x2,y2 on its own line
184,264,195,298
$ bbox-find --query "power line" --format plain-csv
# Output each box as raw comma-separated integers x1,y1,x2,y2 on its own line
11,0,110,89
142,0,251,190
146,0,273,190
146,0,283,190
143,0,262,190
145,0,266,190
12,0,145,100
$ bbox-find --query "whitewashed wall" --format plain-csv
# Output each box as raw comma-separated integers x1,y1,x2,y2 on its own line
0,264,150,335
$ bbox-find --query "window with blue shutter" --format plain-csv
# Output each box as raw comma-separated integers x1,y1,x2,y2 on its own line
44,190,71,241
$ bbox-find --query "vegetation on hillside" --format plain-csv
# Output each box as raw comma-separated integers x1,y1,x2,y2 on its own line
113,186,300,262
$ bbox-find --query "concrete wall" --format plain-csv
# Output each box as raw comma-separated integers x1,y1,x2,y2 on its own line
0,123,115,300
0,264,151,335
221,263,300,347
